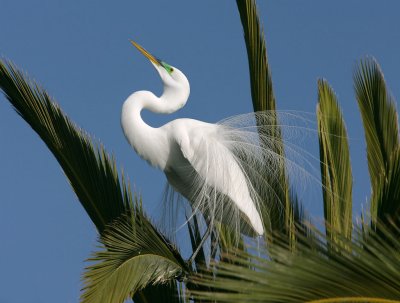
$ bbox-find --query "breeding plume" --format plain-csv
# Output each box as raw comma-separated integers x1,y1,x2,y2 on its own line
122,41,265,239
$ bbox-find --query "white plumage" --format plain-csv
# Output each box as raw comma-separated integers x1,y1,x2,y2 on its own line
121,41,264,235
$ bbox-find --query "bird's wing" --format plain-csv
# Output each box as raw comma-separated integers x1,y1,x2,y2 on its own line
173,123,264,235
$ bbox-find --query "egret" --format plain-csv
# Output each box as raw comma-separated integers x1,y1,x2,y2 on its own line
122,42,274,254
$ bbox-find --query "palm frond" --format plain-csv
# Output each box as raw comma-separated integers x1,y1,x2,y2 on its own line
81,205,188,303
187,214,208,268
353,58,399,223
216,222,245,258
0,60,188,300
0,60,127,231
317,79,353,246
133,281,187,303
190,226,400,302
289,193,316,249
236,0,294,241
374,148,400,235
236,0,275,112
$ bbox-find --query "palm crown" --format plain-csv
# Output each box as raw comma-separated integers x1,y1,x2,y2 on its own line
1,1,400,302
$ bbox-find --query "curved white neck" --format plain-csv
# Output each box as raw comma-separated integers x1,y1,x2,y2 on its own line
121,83,190,170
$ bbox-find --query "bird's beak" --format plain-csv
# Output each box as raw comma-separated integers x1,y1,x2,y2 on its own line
130,40,161,66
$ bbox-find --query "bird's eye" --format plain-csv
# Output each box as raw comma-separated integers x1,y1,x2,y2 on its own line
161,61,174,75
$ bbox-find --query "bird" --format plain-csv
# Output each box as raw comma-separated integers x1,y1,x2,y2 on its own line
121,41,265,249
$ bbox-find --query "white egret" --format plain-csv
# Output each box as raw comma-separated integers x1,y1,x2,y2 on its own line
121,42,317,254
121,41,264,235
122,41,264,239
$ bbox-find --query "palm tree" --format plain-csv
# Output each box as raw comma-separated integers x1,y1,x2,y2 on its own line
191,2,400,302
1,1,399,302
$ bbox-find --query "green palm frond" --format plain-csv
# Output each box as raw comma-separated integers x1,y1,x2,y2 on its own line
0,60,127,231
236,0,275,112
216,222,245,257
236,0,296,241
81,206,188,303
374,148,400,234
133,281,187,303
289,194,316,249
187,214,208,268
354,58,399,223
0,60,188,300
317,79,353,246
190,226,400,303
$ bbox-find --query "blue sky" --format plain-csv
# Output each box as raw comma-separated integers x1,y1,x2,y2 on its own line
1,1,400,302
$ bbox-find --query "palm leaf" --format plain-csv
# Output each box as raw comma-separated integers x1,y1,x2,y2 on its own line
187,214,208,269
236,0,275,112
133,281,187,303
353,58,399,223
236,0,295,240
0,60,127,231
374,148,400,235
289,193,316,249
216,222,245,258
81,205,188,303
190,226,400,302
0,60,188,300
317,79,352,247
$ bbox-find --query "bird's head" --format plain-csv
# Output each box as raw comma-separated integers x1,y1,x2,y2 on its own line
130,40,189,90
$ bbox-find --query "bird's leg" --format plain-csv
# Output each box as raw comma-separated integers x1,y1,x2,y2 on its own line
188,219,213,264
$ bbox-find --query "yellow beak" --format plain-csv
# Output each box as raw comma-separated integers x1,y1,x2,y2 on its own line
130,40,160,66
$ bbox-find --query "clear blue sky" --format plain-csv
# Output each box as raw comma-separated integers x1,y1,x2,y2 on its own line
1,1,400,302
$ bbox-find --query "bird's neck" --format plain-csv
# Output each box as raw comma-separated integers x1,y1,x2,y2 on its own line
121,84,189,170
